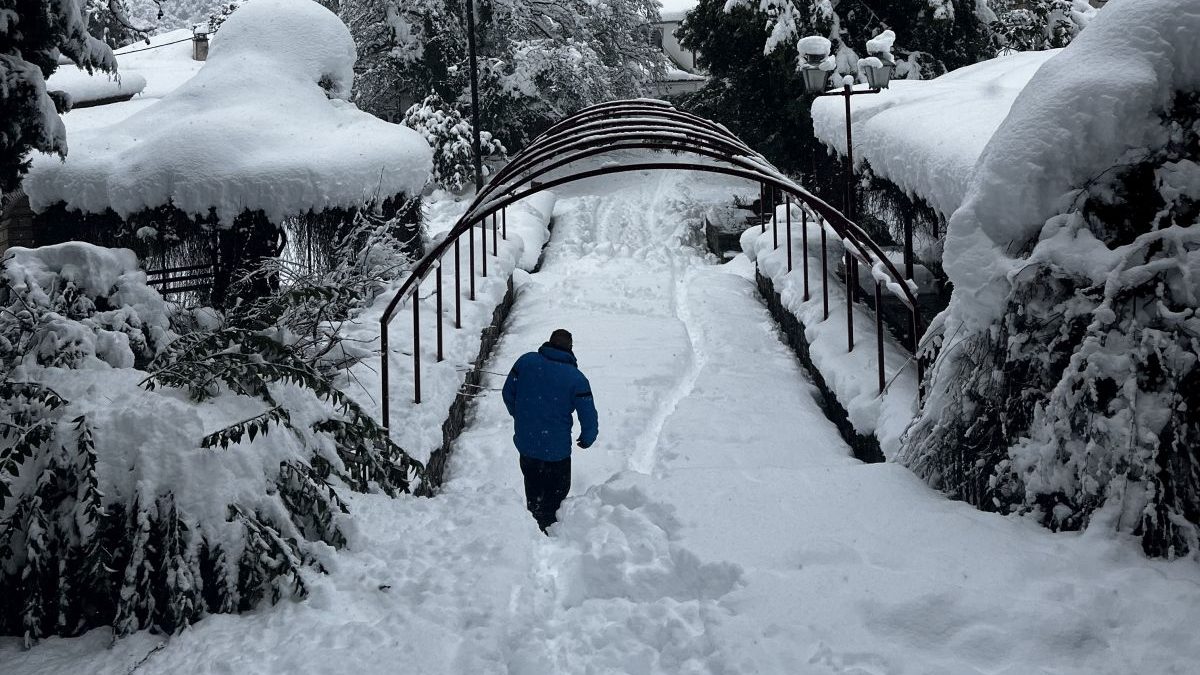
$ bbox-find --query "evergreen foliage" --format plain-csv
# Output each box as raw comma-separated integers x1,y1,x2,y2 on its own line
990,0,1091,52
675,0,993,179
403,93,507,192
901,93,1200,558
1,0,116,190
0,241,423,642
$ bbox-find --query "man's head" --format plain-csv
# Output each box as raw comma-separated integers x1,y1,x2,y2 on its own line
549,329,573,352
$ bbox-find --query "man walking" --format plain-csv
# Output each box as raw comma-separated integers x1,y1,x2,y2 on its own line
502,329,599,532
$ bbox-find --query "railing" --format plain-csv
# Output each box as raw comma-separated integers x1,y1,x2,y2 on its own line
378,99,925,438
745,187,925,398
145,262,216,297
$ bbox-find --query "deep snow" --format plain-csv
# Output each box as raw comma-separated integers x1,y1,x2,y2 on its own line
810,50,1058,221
24,0,432,224
6,168,1200,674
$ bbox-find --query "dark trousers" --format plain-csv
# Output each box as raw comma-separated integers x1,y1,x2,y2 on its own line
519,456,571,532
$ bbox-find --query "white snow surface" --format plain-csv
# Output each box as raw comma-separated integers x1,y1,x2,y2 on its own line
811,49,1058,220
942,0,1200,333
6,167,1200,674
24,0,432,225
46,67,147,106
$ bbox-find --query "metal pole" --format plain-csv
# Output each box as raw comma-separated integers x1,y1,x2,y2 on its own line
502,207,507,240
911,309,924,402
875,281,885,394
759,184,765,232
469,222,476,300
465,0,483,191
492,213,498,255
844,84,855,220
802,209,810,301
472,218,482,276
436,261,444,362
454,238,462,328
785,197,792,271
821,223,829,320
413,287,421,404
772,194,779,250
846,251,855,352
904,214,914,281
381,320,389,438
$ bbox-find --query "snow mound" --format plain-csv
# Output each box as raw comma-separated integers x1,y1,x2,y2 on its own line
812,49,1058,220
47,68,147,107
943,0,1200,330
24,0,432,225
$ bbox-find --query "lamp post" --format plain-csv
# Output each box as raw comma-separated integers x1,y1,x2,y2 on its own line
464,0,483,191
799,33,896,221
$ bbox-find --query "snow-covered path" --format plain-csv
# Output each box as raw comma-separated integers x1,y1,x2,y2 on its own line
9,170,1200,675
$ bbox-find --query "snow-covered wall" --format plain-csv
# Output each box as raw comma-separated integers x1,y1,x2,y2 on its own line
941,0,1199,333
902,0,1200,556
25,0,432,225
811,50,1057,221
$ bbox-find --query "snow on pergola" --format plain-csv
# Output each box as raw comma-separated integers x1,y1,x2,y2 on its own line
24,0,432,225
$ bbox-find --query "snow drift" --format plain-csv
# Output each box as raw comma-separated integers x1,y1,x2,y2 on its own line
901,0,1200,557
24,0,432,225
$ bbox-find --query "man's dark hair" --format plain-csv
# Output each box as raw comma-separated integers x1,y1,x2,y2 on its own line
549,329,573,352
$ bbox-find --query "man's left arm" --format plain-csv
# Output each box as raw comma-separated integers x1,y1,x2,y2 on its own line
573,374,598,448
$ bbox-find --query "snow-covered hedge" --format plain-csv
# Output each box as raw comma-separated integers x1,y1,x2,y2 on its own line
0,243,422,643
24,0,432,225
901,0,1200,558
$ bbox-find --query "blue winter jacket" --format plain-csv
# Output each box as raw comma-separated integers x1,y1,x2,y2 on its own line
502,344,599,461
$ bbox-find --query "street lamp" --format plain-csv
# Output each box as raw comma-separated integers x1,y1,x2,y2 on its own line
803,31,899,221
860,30,897,90
798,36,836,95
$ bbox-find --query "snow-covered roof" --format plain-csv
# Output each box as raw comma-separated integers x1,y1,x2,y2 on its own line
811,50,1058,219
25,0,432,225
46,67,147,107
943,0,1200,332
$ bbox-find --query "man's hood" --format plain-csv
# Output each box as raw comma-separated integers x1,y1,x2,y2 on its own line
538,343,577,366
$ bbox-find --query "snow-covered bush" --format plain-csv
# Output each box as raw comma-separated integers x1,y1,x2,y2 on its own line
1,0,115,191
990,0,1096,53
900,0,1200,558
0,243,423,642
206,0,245,33
23,0,431,306
403,94,506,192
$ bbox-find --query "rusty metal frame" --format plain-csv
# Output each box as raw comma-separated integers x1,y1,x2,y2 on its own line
380,99,923,437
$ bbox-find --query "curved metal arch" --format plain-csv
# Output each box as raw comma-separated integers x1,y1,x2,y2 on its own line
473,107,754,215
380,99,921,428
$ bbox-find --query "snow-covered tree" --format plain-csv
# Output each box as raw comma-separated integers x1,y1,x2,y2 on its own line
340,0,665,150
403,93,506,192
675,0,993,178
990,0,1096,52
83,0,159,47
721,0,994,81
0,0,116,192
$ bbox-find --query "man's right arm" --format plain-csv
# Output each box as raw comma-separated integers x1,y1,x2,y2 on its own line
502,357,523,417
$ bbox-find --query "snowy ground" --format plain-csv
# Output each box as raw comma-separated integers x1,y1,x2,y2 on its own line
7,170,1200,674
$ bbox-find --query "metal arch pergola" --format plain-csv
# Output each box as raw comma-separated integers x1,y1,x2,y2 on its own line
379,99,924,437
